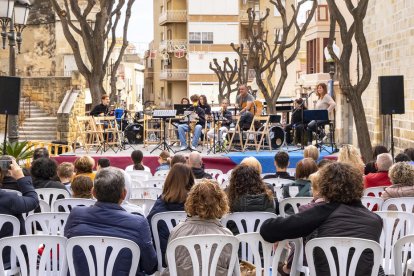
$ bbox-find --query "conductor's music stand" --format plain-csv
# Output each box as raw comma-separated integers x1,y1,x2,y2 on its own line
303,110,335,154
150,110,177,154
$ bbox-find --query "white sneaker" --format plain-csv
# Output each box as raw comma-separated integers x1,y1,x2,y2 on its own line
180,146,187,151
191,145,197,150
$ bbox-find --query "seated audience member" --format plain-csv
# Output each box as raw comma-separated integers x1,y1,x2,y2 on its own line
161,179,232,276
0,159,39,264
395,153,411,163
260,162,383,276
188,152,212,179
147,164,195,267
282,158,318,198
303,145,319,162
381,162,414,201
170,154,187,167
71,176,93,199
404,148,414,161
263,151,295,180
240,156,262,174
33,147,49,160
364,145,389,174
57,162,74,193
64,167,158,275
97,158,110,170
337,144,365,173
30,158,67,190
227,164,275,214
156,150,170,172
364,153,393,188
74,156,96,180
0,155,20,191
125,150,151,172
317,159,334,169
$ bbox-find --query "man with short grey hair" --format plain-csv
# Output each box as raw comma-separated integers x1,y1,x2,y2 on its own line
364,153,393,188
64,167,157,275
188,152,212,179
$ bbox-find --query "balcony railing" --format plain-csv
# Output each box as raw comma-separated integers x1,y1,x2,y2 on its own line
159,10,187,25
159,39,188,53
160,69,188,81
240,11,264,24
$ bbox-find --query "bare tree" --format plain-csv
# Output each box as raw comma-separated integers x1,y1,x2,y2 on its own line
231,0,317,114
209,58,241,103
49,0,135,105
325,0,373,161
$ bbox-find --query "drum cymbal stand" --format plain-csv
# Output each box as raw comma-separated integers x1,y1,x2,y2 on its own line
150,110,177,154
207,112,228,154
119,113,136,151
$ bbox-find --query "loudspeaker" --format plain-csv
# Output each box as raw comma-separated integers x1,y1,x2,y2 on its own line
379,75,404,115
0,76,21,115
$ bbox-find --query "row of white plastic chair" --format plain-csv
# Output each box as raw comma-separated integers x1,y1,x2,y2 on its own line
127,168,225,180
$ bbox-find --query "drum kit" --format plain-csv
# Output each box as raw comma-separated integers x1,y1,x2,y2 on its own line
114,108,144,145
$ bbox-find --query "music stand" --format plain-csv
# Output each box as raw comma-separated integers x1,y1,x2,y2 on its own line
303,110,334,153
150,110,177,154
95,117,117,154
174,104,191,115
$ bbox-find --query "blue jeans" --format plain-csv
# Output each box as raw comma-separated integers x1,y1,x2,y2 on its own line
178,124,203,147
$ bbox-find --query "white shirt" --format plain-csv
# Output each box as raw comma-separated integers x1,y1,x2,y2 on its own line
125,164,151,173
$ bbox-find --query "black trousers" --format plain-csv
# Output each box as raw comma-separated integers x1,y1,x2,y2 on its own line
285,123,304,144
307,120,329,143
238,111,254,130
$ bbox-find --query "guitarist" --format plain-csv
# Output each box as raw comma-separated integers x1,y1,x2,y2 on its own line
235,84,255,130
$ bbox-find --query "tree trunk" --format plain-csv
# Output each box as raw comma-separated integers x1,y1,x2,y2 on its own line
89,77,105,107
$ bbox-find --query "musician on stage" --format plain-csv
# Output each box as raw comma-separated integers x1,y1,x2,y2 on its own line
285,98,306,145
207,99,233,142
90,95,110,116
235,84,255,130
306,83,336,145
178,94,206,151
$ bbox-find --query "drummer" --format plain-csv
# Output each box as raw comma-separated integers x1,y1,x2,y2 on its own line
90,95,110,116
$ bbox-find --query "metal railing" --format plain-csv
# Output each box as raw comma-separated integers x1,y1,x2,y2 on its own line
159,39,188,53
159,69,188,81
159,10,187,25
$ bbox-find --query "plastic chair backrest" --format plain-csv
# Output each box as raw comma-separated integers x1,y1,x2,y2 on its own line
0,214,20,275
128,198,156,217
220,180,230,190
382,197,414,212
130,179,146,188
154,170,170,178
143,178,165,188
204,169,223,180
25,212,70,236
226,169,233,176
166,234,240,276
361,196,384,211
364,186,388,197
217,173,229,185
279,197,313,217
23,199,51,219
66,236,140,276
130,187,163,200
236,233,302,276
35,188,70,209
151,211,187,271
393,234,414,276
375,211,414,274
127,170,152,181
263,178,295,188
305,237,382,276
52,198,96,212
0,235,67,276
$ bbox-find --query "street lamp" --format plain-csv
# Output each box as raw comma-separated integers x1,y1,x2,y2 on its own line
323,40,340,97
0,0,31,143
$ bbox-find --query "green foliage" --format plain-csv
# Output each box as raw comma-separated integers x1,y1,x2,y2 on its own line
0,141,34,163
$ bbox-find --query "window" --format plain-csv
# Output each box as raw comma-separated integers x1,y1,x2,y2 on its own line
189,32,214,44
306,39,317,74
307,38,330,74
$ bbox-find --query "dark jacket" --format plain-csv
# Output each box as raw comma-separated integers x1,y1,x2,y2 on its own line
90,103,109,116
260,201,383,276
146,198,185,267
64,202,158,276
185,106,206,126
221,109,233,128
33,179,67,190
263,171,295,181
0,176,20,191
199,103,211,115
282,179,311,198
191,167,212,180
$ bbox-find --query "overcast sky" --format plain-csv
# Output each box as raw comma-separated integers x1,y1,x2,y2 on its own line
127,0,154,55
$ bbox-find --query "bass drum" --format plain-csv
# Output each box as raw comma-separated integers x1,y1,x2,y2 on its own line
124,123,144,144
269,126,285,149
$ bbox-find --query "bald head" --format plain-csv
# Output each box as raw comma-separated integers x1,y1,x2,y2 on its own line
188,152,202,168
376,153,393,171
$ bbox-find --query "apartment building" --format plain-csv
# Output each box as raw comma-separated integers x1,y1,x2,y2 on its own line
145,0,298,107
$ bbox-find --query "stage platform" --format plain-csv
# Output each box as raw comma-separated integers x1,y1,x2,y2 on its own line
53,144,336,175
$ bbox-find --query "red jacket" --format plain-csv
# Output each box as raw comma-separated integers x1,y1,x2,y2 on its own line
364,171,391,188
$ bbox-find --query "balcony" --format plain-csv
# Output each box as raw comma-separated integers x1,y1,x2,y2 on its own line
240,11,264,25
159,39,188,53
159,10,187,25
144,68,153,79
159,69,188,81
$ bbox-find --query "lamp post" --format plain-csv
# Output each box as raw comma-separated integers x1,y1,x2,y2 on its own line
0,0,31,143
323,40,340,98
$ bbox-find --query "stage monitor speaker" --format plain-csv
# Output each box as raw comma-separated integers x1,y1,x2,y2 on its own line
379,75,404,115
0,76,21,115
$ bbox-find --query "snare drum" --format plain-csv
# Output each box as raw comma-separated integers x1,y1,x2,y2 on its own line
124,123,144,144
269,126,285,149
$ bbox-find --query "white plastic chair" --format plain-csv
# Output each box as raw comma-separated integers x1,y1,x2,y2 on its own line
35,188,70,209
375,211,414,275
393,234,414,276
381,197,414,212
0,235,67,276
221,212,278,233
305,237,382,276
25,212,69,236
53,198,96,212
1,189,22,196
263,177,295,188
279,197,313,217
226,169,233,176
364,186,388,197
361,196,384,211
130,187,162,200
66,236,140,276
217,173,229,185
0,214,20,275
127,170,152,181
128,198,156,217
150,211,187,272
154,169,170,178
205,169,223,180
220,180,230,190
236,233,303,276
23,199,51,219
143,178,165,188
165,234,240,276
130,179,146,188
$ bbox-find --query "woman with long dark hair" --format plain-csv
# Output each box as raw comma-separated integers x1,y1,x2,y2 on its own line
125,150,150,172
